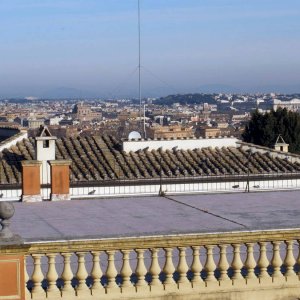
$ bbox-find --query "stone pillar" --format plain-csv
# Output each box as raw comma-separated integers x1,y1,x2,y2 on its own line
0,202,25,300
21,160,42,202
0,254,25,300
49,160,72,201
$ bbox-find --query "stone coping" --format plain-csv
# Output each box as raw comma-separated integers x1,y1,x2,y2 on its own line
21,160,41,166
35,136,57,141
48,160,72,166
1,228,300,255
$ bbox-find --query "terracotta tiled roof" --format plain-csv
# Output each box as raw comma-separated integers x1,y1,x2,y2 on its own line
0,135,300,184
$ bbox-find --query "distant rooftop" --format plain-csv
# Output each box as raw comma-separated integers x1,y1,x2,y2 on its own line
0,135,300,184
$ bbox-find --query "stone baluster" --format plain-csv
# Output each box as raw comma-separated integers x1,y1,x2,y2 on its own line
76,252,89,292
24,255,31,297
177,247,189,284
120,250,133,289
284,240,296,277
218,244,230,281
61,253,74,292
204,245,217,282
31,254,45,294
105,250,119,289
163,248,175,285
91,251,103,292
245,243,256,280
135,249,148,287
257,242,270,279
46,253,60,294
191,246,203,284
231,244,244,280
297,240,300,275
149,248,161,287
271,241,283,278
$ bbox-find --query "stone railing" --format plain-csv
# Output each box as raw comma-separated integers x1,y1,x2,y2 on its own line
11,229,300,300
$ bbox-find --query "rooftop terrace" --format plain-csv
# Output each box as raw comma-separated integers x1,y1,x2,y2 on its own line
11,190,300,243
2,191,300,300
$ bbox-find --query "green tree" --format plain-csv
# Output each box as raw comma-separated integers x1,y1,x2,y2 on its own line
242,108,300,153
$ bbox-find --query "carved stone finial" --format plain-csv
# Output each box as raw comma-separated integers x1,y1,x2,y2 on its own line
0,202,15,239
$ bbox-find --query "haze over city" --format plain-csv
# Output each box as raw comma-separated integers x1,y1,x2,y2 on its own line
1,0,300,98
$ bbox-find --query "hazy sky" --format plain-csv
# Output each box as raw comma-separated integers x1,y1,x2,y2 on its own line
1,0,300,98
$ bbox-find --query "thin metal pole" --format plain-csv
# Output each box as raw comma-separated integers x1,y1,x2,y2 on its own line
159,157,162,196
246,166,250,193
138,0,142,135
245,151,252,193
144,104,146,138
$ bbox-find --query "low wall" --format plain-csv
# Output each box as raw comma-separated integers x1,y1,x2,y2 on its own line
2,175,300,201
70,176,300,199
123,137,239,152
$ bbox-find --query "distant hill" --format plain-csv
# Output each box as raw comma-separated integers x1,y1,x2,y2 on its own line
155,93,217,105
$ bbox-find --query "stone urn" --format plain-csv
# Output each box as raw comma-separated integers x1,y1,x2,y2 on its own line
0,202,15,239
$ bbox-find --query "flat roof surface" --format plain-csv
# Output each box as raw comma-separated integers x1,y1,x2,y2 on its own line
10,190,300,242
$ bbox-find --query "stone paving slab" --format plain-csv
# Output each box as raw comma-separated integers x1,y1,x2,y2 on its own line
9,190,300,242
170,191,300,231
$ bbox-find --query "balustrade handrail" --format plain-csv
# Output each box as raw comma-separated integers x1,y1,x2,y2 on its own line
2,228,300,255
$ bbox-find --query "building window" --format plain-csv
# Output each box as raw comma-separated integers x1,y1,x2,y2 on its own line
43,140,50,148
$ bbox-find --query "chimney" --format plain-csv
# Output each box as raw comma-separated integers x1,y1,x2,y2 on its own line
21,160,42,202
273,134,289,153
49,160,72,201
21,127,72,201
35,126,57,184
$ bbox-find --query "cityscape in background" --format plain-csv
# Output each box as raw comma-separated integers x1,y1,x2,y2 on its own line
0,92,299,142
1,1,300,300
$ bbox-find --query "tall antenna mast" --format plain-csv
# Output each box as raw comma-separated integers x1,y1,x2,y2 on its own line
138,0,142,135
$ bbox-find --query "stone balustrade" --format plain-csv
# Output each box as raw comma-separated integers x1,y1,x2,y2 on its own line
16,229,300,300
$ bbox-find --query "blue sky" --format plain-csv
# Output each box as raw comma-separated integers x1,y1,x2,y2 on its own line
0,0,300,98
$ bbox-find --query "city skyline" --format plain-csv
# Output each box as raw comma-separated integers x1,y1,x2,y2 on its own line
1,0,300,98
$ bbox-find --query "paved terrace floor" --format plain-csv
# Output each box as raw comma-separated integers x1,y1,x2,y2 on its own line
10,191,300,243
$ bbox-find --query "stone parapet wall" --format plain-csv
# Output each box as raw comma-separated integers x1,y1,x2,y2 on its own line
2,229,300,300
123,136,239,152
2,173,300,201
